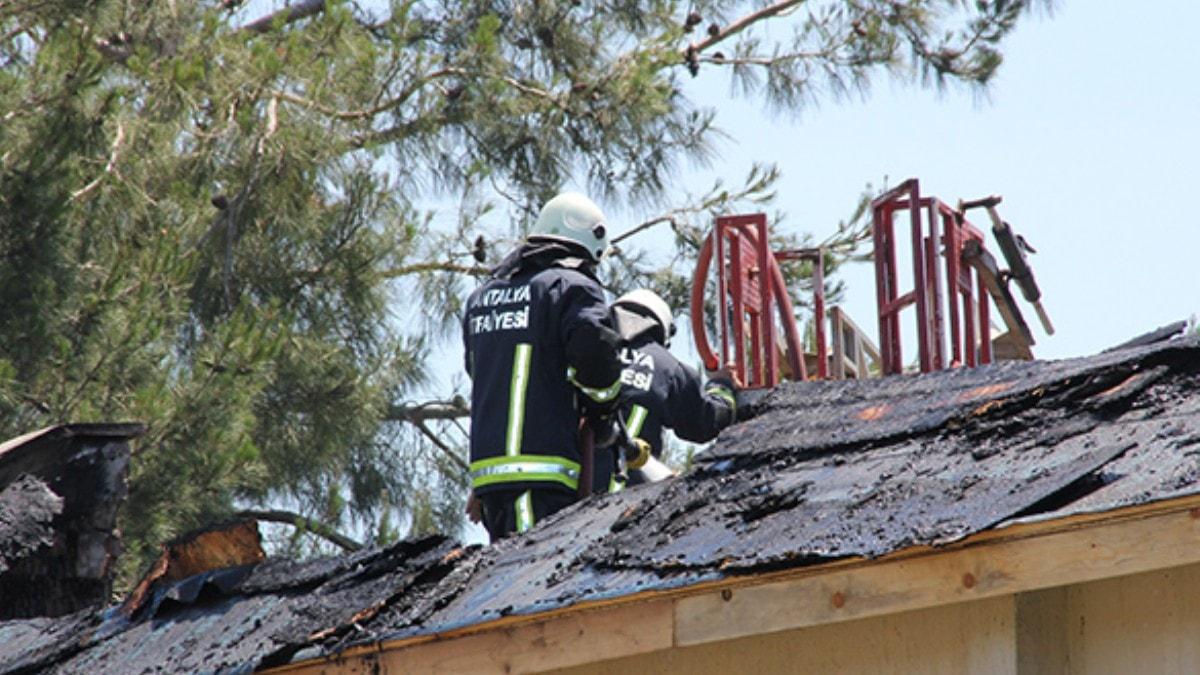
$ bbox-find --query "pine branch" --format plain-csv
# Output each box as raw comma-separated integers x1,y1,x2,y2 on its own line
687,0,808,56
236,509,363,551
352,114,449,149
612,216,676,246
412,418,469,472
281,66,559,135
255,95,279,156
241,0,327,34
388,399,472,472
379,261,488,278
612,165,780,248
698,50,834,68
386,397,470,423
271,67,463,121
70,121,125,202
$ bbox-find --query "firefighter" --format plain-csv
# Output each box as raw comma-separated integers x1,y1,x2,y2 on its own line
462,192,624,541
594,289,739,492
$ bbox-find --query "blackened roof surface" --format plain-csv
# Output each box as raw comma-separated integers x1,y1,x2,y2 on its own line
0,536,466,674
0,423,142,622
0,475,63,574
4,336,1199,673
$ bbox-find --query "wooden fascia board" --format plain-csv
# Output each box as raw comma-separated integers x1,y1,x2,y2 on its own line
675,496,1200,645
272,494,1200,674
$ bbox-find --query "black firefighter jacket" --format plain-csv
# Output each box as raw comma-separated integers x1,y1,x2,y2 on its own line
462,243,622,498
595,335,736,491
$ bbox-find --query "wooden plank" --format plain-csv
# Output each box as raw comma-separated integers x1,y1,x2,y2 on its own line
558,595,1015,675
282,598,674,675
830,306,849,379
828,305,880,380
674,502,1200,647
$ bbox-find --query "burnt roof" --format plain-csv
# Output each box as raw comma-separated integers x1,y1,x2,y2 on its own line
3,336,1200,673
0,536,468,674
0,475,63,575
0,423,143,622
0,423,144,489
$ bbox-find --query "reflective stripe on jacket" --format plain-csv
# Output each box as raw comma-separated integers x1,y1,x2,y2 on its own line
592,338,737,492
462,244,621,495
617,339,736,457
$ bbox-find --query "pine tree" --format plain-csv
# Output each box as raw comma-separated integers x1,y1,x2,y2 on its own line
0,0,1049,588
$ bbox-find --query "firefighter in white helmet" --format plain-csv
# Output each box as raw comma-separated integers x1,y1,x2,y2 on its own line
592,288,740,492
462,192,624,541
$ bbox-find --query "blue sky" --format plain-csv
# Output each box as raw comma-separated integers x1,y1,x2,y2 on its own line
660,1,1199,361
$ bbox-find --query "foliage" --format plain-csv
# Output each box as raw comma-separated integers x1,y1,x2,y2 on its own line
0,0,1047,588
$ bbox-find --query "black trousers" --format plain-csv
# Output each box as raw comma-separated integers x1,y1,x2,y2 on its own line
479,488,576,542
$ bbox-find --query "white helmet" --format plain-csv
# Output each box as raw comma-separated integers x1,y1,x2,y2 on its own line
530,192,609,261
614,289,674,346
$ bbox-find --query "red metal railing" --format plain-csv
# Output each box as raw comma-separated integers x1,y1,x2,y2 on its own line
689,214,807,388
871,178,991,375
774,247,827,379
691,179,1015,386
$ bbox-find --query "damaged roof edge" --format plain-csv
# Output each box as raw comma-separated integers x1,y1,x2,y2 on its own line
273,492,1200,675
0,422,145,458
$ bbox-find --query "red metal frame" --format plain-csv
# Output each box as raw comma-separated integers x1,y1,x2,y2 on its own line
871,179,991,375
690,214,807,389
812,251,826,379
690,181,1006,386
774,247,827,379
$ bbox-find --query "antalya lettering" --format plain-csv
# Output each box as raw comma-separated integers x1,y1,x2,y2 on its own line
467,283,532,335
472,284,531,308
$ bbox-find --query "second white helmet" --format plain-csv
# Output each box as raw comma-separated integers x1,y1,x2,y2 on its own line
530,192,609,261
613,289,674,346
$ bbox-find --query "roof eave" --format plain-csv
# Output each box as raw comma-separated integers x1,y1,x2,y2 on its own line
271,492,1200,674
